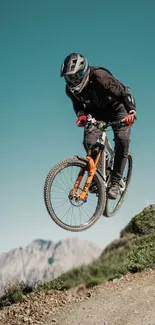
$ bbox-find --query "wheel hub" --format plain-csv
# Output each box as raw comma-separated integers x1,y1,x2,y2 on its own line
68,188,87,206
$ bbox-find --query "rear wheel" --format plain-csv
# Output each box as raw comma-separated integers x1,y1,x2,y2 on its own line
44,156,106,231
103,153,133,217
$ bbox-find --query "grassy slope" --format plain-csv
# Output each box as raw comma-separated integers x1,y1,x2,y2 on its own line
1,205,155,307
53,204,155,289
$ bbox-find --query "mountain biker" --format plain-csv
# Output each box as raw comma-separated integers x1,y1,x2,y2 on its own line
60,53,136,199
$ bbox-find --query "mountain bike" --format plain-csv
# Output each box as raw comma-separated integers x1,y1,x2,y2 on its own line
44,115,132,231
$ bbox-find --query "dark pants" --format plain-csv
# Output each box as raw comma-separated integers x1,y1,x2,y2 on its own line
83,103,131,182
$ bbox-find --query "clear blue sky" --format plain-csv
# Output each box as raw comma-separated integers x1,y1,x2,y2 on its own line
0,0,155,253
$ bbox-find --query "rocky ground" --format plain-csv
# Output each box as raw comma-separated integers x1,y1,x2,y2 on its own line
0,268,155,325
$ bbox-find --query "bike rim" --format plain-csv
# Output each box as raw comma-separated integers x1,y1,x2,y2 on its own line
49,164,100,229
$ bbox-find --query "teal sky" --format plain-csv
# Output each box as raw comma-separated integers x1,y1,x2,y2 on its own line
1,0,155,253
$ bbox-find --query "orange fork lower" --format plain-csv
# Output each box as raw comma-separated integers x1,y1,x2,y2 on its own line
71,156,97,201
78,156,96,200
71,167,85,196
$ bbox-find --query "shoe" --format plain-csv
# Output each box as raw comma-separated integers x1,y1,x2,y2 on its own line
107,182,120,200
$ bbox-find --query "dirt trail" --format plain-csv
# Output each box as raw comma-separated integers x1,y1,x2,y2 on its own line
45,269,155,325
1,269,155,325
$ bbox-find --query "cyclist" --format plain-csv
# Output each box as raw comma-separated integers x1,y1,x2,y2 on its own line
60,53,136,199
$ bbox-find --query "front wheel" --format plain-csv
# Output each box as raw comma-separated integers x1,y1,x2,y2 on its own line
103,153,133,217
44,156,106,231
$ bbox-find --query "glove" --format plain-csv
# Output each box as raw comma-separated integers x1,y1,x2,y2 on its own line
123,110,136,126
76,115,87,127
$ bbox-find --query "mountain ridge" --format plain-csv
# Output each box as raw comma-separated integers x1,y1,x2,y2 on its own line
0,237,102,295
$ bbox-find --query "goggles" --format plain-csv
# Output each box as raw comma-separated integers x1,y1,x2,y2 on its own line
65,70,85,85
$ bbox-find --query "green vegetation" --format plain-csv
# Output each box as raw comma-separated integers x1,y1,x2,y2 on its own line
0,204,155,308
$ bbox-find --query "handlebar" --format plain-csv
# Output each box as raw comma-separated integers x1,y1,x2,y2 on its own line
85,114,127,130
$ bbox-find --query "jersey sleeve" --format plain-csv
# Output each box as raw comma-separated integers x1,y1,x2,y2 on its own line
93,69,136,112
65,86,85,117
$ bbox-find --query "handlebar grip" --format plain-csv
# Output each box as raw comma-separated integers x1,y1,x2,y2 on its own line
85,115,128,130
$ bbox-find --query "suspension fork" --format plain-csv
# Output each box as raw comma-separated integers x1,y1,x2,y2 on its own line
71,167,85,196
71,150,102,200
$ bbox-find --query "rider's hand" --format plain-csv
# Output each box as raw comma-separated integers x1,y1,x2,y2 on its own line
76,115,87,127
122,110,136,126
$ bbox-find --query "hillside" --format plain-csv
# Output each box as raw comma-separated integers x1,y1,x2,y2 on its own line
0,204,155,325
40,203,155,289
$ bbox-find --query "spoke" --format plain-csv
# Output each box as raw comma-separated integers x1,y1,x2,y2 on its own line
51,197,67,200
87,198,97,208
54,199,69,210
52,183,68,195
78,205,82,225
54,174,69,193
80,206,87,224
61,205,72,221
81,204,95,214
67,205,72,225
71,206,77,225
60,169,71,190
80,205,91,219
51,190,65,194
68,166,77,189
70,206,74,225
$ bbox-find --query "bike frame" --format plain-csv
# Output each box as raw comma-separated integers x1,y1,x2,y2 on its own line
98,130,114,181
70,117,127,201
97,131,126,192
71,127,114,201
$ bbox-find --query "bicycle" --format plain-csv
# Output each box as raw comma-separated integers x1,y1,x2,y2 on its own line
44,114,132,231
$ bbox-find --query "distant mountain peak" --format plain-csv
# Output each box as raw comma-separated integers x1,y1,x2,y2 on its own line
0,237,102,296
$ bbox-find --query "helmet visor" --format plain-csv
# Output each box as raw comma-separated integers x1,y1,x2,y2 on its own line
65,70,85,86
